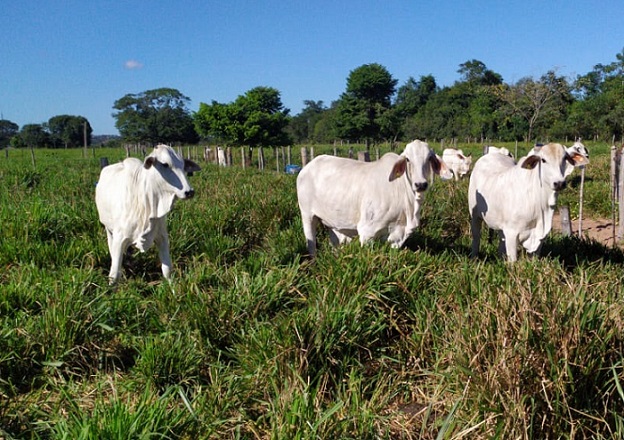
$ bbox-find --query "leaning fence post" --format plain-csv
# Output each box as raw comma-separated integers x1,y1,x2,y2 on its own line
611,146,618,244
619,148,624,241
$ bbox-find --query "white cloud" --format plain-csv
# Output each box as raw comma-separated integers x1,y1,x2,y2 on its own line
124,59,144,70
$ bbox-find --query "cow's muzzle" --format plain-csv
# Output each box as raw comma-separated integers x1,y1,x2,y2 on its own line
184,189,195,199
553,181,566,191
415,182,428,192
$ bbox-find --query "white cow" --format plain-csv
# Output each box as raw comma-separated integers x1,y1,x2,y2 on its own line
565,141,589,177
296,139,453,256
95,144,201,283
442,148,472,180
468,142,589,261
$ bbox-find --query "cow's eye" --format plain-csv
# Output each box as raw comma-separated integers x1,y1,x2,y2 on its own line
162,163,169,168
541,158,546,163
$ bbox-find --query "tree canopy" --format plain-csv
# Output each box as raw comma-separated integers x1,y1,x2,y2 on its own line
11,124,50,149
48,115,92,148
0,120,19,149
194,86,290,148
332,63,397,146
113,88,199,145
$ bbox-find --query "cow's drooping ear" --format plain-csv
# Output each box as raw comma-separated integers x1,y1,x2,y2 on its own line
389,157,408,181
566,152,589,168
432,154,453,180
184,159,201,173
430,154,442,174
144,156,156,169
521,155,541,170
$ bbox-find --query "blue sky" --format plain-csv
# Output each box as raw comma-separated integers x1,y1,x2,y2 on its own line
1,1,623,135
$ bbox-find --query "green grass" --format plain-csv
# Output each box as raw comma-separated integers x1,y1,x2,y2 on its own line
1,143,623,439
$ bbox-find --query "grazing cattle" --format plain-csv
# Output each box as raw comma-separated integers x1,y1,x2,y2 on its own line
95,144,201,283
564,141,589,177
442,148,472,180
468,142,589,261
296,139,452,256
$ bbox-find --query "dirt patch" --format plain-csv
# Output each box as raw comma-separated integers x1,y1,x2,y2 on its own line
552,212,622,248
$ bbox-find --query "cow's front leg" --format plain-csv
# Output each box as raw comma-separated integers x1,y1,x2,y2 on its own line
108,232,129,284
387,224,407,248
156,231,172,280
503,230,519,262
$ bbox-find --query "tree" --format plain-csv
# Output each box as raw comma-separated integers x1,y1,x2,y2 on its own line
112,88,199,145
194,86,291,148
332,63,397,147
287,100,327,143
494,71,570,142
48,115,92,148
0,119,19,149
395,75,437,117
11,124,50,149
458,59,503,86
571,48,624,140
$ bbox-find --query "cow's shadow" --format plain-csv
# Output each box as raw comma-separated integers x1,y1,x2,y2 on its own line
402,225,624,271
542,233,624,269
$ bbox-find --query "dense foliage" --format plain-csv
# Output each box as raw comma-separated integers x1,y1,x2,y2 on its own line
2,143,624,439
113,88,199,145
194,86,290,148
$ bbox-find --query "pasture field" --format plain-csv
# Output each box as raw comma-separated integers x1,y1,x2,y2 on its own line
1,142,624,439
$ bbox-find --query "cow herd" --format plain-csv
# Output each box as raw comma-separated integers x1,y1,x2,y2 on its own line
95,140,589,283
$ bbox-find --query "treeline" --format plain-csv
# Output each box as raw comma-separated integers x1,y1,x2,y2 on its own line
2,49,623,149
0,115,92,149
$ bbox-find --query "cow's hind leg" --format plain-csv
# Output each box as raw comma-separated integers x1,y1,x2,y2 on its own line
470,214,483,258
301,213,320,257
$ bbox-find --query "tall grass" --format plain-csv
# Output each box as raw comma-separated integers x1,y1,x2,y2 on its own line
1,143,623,439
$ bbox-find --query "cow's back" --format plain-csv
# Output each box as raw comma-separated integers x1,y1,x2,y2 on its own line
95,158,142,227
297,154,401,229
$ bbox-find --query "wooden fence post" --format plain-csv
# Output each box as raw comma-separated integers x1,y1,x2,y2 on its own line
617,150,624,242
258,146,265,171
226,147,233,166
578,167,585,235
301,147,309,167
560,205,572,236
357,151,370,162
241,146,246,169
611,146,618,244
99,157,109,169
